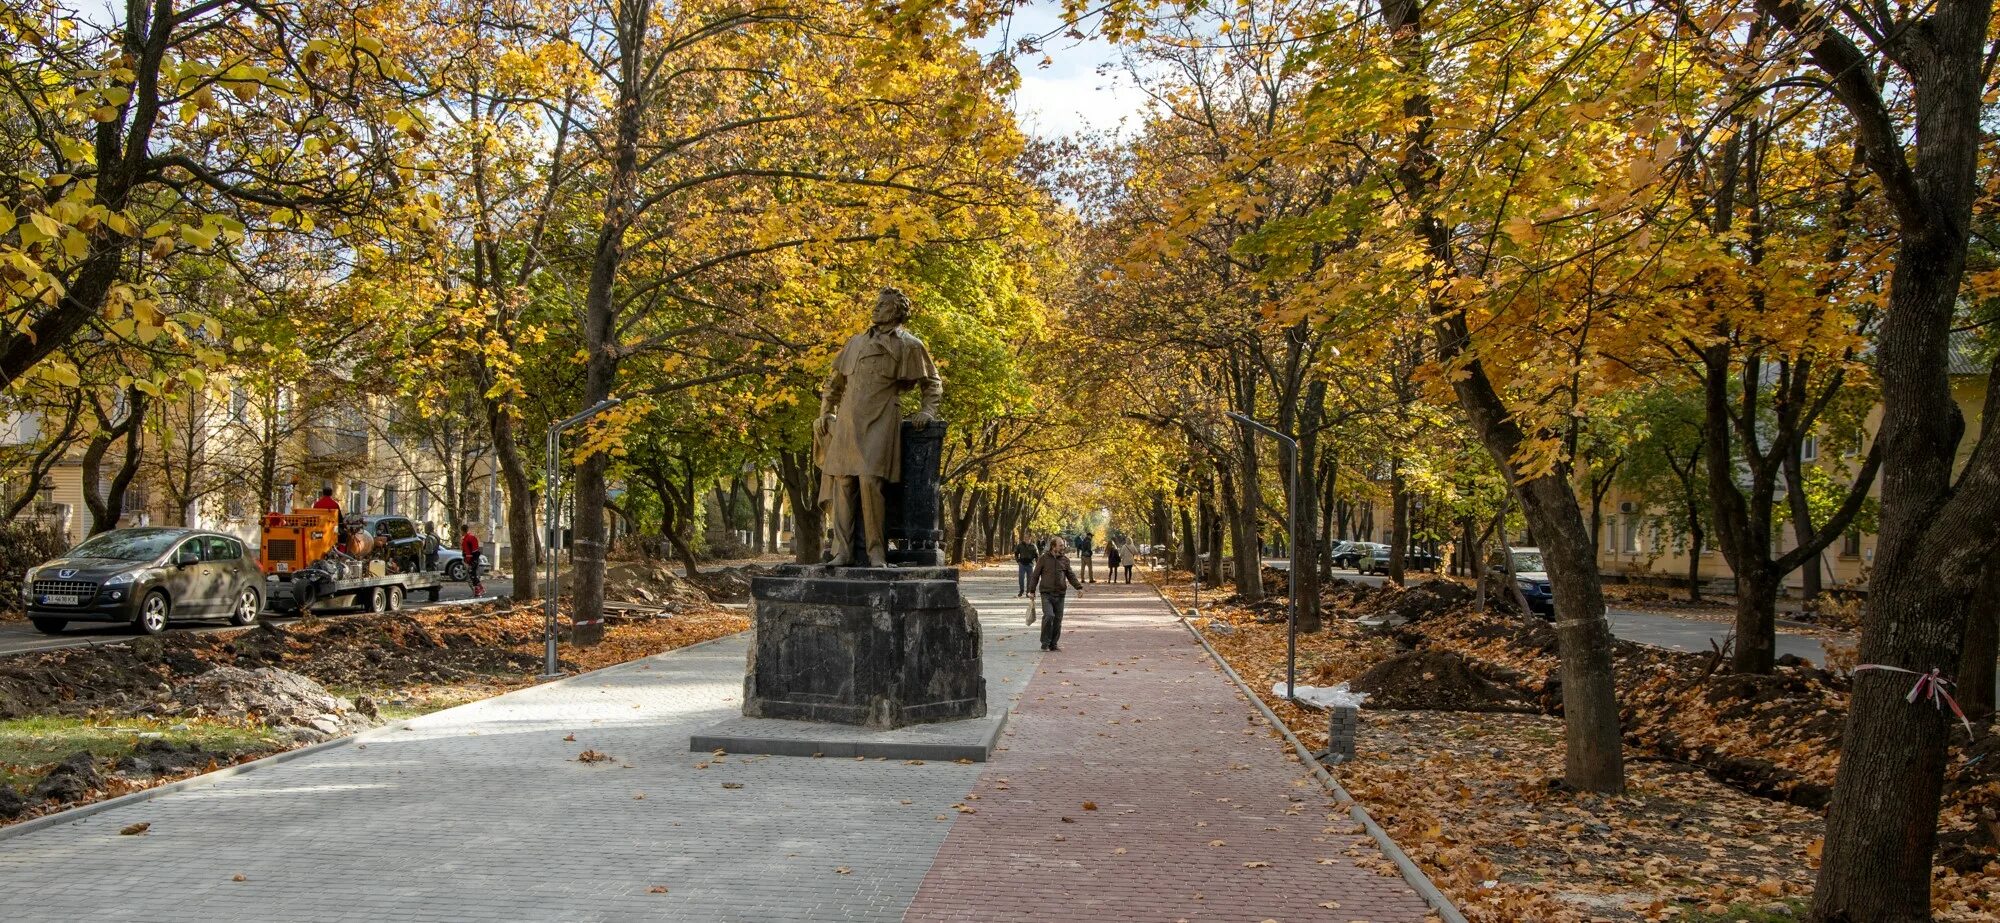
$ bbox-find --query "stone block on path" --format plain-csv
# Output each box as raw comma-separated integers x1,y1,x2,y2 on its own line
739,564,985,730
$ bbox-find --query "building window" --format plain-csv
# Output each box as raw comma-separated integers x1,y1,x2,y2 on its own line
230,386,249,424
1622,516,1640,553
1842,530,1862,557
384,484,399,515
349,481,367,514
1605,516,1618,553
1801,435,1819,462
417,489,431,522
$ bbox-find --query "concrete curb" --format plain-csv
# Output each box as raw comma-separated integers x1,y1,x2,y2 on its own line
1150,582,1469,923
0,626,753,844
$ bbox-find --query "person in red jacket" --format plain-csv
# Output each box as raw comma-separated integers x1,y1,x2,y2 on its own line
312,487,340,515
460,527,482,589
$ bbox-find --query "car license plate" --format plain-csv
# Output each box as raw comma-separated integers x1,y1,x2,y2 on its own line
40,594,78,606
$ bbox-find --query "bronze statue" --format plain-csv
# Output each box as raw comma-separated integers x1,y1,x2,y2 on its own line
815,287,943,567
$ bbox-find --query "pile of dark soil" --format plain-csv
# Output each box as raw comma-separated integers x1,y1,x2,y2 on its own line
596,561,712,607
1350,649,1536,712
241,613,545,689
112,739,219,778
0,607,544,720
1353,579,1476,624
687,564,772,603
1320,578,1378,609
1259,566,1289,597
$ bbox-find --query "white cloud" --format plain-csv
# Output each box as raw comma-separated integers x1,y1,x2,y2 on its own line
989,1,1151,139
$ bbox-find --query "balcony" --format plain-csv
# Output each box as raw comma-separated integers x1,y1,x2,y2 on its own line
306,428,369,463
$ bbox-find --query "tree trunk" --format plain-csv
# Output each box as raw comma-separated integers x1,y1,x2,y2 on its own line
568,0,650,646
777,449,823,564
1784,452,1825,601
1220,466,1258,597
490,408,539,598
1178,498,1198,574
1383,0,1622,793
1731,566,1780,673
1388,456,1408,586
81,390,148,535
751,476,766,553
1318,462,1337,580
1960,553,1998,718
1686,525,1704,605
1293,381,1326,631
1782,0,1995,911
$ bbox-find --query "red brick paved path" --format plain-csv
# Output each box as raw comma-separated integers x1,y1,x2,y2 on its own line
905,579,1433,923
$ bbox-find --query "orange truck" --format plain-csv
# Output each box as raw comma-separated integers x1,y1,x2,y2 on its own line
259,508,443,613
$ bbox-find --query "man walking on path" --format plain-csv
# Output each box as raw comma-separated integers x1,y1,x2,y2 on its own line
1028,538,1083,651
1076,531,1095,583
1013,534,1038,596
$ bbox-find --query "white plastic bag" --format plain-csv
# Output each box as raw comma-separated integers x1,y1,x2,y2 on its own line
1272,680,1369,710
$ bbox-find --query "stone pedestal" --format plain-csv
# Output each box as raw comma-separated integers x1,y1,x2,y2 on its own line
743,564,984,729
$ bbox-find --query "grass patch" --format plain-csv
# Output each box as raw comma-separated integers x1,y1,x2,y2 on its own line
0,715,285,789
1676,898,1809,922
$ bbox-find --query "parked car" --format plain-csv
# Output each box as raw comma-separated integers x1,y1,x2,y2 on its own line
359,515,437,572
1332,541,1388,569
1357,546,1442,575
436,548,490,582
19,527,265,635
1488,546,1553,617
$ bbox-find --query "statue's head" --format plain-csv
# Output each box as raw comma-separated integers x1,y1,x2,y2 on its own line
873,286,911,327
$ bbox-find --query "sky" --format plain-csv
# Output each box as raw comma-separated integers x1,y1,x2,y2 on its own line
988,2,1150,139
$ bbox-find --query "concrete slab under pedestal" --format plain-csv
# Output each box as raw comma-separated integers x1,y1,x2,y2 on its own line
689,708,1010,762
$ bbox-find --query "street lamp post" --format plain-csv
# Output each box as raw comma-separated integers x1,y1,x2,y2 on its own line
1226,412,1299,704
541,398,623,681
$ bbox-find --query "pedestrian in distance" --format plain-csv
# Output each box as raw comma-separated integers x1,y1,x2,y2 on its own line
459,526,483,595
1013,533,1038,597
1119,536,1139,583
1106,537,1122,583
422,521,441,572
1027,537,1084,651
1077,531,1095,583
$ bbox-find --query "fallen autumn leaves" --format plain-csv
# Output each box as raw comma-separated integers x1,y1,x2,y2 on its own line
1154,572,1999,922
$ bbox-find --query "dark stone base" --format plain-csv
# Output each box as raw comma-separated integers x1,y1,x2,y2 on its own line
743,565,984,729
689,709,1009,762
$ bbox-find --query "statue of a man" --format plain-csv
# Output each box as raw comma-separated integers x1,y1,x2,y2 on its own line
815,287,943,567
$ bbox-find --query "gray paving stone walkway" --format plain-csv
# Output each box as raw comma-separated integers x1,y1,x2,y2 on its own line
0,570,1039,923
0,566,1436,922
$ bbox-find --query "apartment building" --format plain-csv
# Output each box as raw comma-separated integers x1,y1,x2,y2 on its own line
1,385,513,557
1595,342,1989,594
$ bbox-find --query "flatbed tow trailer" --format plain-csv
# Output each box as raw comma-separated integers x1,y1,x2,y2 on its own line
267,567,443,614
259,510,446,614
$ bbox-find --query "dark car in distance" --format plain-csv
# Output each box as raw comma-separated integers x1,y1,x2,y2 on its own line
1488,546,1554,618
1357,546,1443,575
20,527,265,635
1331,541,1388,570
360,515,438,571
